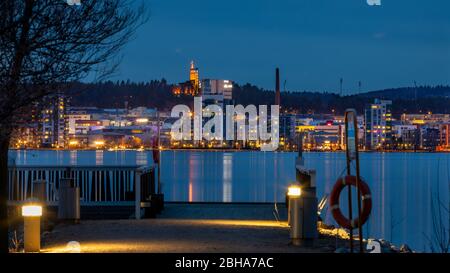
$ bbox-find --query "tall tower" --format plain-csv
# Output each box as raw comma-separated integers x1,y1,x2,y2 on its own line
364,99,393,150
275,68,280,106
189,61,199,95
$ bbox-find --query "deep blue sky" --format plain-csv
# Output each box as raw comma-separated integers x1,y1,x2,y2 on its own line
112,0,450,93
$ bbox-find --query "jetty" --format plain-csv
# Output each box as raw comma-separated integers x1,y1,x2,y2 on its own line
40,203,345,253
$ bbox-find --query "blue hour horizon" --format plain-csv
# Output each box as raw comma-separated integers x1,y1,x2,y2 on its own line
106,0,450,93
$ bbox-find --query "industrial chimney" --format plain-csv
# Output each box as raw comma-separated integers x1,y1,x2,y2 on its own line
275,68,280,106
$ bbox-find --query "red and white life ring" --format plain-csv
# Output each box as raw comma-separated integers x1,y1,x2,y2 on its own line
329,175,372,230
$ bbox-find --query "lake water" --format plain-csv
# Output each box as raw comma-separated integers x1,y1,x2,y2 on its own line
9,149,450,252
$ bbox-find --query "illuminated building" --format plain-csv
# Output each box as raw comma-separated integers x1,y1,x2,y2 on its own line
190,61,200,94
279,114,296,149
172,85,182,96
10,104,40,148
40,92,68,148
68,114,91,135
364,99,393,150
88,126,154,149
201,79,233,100
420,127,440,151
439,124,450,151
392,124,419,150
197,79,234,148
171,61,201,96
401,113,450,126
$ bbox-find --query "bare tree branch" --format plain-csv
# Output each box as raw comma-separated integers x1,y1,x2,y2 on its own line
0,0,149,253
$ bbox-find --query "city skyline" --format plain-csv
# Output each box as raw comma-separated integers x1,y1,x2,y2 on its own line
2,1,449,257
103,0,450,93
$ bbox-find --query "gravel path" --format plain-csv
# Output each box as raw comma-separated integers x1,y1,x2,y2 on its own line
42,219,339,253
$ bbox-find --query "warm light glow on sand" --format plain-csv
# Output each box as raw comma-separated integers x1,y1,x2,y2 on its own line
319,227,350,240
40,219,349,253
201,219,289,228
42,220,289,253
43,242,152,253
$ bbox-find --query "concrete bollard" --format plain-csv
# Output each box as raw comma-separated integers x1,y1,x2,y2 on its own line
32,180,49,229
288,186,318,246
58,178,80,223
289,194,302,245
22,204,42,252
32,180,47,202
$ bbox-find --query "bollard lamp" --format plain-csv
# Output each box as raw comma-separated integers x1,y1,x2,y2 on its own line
22,203,42,252
287,185,302,197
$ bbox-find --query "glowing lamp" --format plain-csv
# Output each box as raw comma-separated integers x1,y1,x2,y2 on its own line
136,118,149,123
69,140,79,146
22,203,43,252
287,185,302,197
22,205,42,217
94,140,105,146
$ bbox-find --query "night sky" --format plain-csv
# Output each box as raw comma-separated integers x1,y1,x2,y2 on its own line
111,0,450,93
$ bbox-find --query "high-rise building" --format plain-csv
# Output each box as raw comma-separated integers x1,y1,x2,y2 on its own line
190,61,200,94
201,79,233,101
364,99,393,150
199,79,234,148
420,127,440,151
279,114,296,148
40,92,67,148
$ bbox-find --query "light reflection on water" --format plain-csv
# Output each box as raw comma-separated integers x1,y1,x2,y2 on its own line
9,149,450,252
223,153,232,203
95,150,103,165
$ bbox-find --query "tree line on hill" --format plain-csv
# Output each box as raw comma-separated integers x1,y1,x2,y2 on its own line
66,80,450,117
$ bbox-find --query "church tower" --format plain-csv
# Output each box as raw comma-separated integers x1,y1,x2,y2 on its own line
189,61,200,95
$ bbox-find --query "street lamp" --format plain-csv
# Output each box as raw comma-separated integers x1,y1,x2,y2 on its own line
22,203,43,252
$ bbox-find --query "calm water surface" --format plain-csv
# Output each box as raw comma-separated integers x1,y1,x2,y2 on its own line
9,150,450,252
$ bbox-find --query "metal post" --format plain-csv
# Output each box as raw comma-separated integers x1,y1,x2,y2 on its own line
345,109,364,253
135,169,141,220
296,131,304,168
344,112,354,253
298,131,303,158
157,111,161,194
352,113,364,253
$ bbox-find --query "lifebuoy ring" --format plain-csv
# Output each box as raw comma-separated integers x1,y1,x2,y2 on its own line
329,175,372,230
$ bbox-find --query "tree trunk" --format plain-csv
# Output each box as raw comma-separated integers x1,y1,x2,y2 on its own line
0,124,11,253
